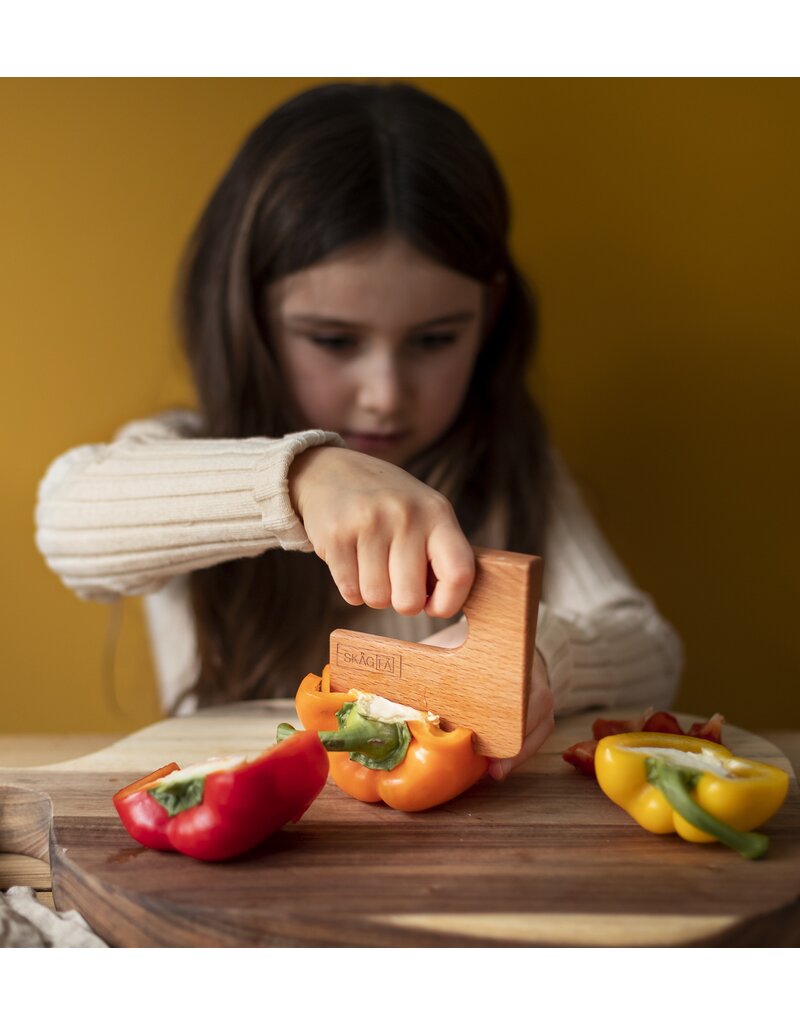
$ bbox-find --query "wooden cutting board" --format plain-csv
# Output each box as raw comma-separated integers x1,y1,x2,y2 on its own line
1,703,799,947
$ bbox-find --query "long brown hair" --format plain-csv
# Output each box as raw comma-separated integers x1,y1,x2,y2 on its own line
177,81,551,706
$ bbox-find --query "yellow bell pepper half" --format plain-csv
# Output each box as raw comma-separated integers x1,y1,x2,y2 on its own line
595,732,789,859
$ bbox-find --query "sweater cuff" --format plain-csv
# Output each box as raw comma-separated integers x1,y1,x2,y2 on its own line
534,602,574,712
252,429,346,550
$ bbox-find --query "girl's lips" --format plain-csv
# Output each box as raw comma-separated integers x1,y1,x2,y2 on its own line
343,431,410,451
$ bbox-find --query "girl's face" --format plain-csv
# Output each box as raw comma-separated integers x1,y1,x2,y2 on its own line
268,235,487,467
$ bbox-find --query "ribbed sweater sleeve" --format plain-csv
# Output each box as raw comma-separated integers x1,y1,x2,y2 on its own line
34,411,346,601
535,454,683,714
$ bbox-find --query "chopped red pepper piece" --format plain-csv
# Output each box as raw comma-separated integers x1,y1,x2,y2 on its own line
640,711,684,735
592,709,653,741
564,710,726,778
112,730,328,861
687,712,725,742
561,739,599,777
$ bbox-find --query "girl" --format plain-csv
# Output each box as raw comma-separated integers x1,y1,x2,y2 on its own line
35,81,683,780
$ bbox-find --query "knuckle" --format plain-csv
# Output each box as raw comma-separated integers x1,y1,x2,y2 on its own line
427,491,455,518
356,505,382,532
426,598,452,619
447,562,475,589
361,588,390,609
393,595,424,616
338,582,362,604
325,524,356,549
380,491,415,530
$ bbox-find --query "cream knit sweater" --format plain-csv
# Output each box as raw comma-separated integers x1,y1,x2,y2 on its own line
35,411,683,716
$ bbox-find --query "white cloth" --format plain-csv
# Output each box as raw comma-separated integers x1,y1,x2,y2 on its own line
0,887,107,947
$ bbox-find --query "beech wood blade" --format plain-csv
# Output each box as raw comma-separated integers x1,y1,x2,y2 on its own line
328,547,543,757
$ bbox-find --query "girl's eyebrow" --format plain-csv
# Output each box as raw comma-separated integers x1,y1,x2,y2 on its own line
284,311,477,330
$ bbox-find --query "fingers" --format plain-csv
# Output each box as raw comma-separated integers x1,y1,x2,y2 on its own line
328,532,429,615
329,529,472,617
325,544,364,607
349,523,472,618
388,534,428,615
424,524,475,618
297,448,473,616
353,534,391,609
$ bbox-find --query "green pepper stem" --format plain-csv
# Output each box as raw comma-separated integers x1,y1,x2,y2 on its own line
276,718,397,755
277,705,410,770
322,703,411,770
645,757,769,860
149,776,205,817
317,721,392,752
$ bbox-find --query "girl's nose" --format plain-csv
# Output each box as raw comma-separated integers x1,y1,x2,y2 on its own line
356,351,408,416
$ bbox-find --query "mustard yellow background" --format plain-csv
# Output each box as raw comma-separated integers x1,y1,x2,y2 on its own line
1,78,798,734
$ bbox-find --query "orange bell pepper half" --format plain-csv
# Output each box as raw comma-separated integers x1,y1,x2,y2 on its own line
287,665,488,813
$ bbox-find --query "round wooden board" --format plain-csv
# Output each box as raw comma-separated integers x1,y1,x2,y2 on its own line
1,703,798,947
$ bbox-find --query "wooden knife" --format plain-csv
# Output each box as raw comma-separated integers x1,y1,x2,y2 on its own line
328,546,542,757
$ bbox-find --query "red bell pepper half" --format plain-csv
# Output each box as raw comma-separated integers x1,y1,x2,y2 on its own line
112,730,328,861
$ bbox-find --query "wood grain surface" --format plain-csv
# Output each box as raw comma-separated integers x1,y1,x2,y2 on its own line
1,703,798,947
330,547,542,757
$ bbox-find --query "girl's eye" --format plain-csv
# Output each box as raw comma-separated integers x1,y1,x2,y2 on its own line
412,332,457,351
308,334,356,352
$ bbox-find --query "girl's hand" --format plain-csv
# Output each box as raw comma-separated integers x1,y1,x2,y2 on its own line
288,446,475,619
488,649,555,780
